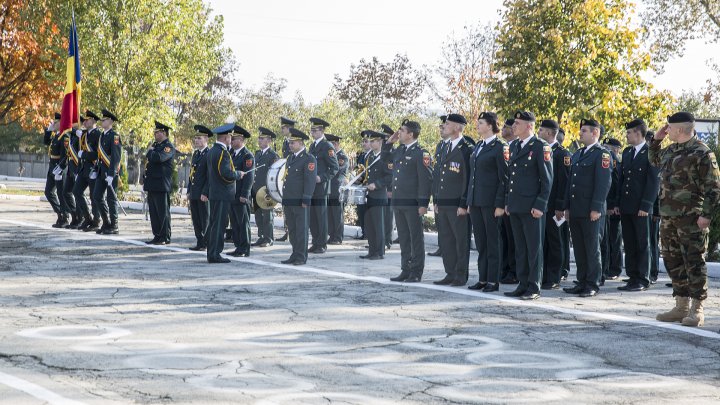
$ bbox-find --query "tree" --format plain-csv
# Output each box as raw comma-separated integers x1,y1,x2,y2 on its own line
0,0,64,130
429,23,497,131
333,54,427,111
490,0,671,139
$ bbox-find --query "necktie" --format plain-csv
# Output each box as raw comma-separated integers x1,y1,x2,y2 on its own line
515,141,522,155
580,148,585,158
473,141,485,157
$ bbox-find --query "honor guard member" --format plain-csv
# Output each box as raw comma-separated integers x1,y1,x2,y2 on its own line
187,125,213,251
307,117,339,254
73,110,102,231
500,118,518,284
44,112,68,227
354,135,373,240
381,124,396,248
326,133,348,245
467,112,508,292
602,137,623,281
227,125,255,257
504,111,553,300
616,119,660,292
557,127,572,280
61,119,83,228
538,119,571,290
91,109,122,234
143,121,175,245
429,115,450,257
277,116,297,242
252,127,280,247
562,119,612,298
281,128,317,265
387,120,433,283
203,125,245,263
359,130,393,259
645,130,662,284
651,112,720,327
432,113,472,287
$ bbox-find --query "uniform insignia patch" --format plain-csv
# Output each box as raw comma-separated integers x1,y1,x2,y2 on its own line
564,156,571,166
503,145,510,161
164,146,171,153
602,156,610,169
246,159,253,168
711,156,719,169
308,162,315,171
114,135,120,145
543,145,551,162
329,149,335,157
423,152,431,167
388,163,393,170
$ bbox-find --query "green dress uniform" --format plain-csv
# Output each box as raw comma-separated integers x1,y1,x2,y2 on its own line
327,144,348,244
229,145,255,256
91,109,122,234
143,127,175,244
252,139,279,245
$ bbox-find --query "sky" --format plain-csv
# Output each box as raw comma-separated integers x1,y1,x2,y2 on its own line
207,0,720,105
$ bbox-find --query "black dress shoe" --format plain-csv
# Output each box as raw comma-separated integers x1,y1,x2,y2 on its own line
251,240,264,247
188,245,206,251
367,255,383,260
307,245,318,253
579,289,598,298
606,275,619,281
520,292,540,300
649,278,657,284
404,276,421,283
327,240,342,245
151,240,169,245
541,282,560,290
618,284,646,292
433,276,454,285
229,250,249,257
385,243,392,250
500,276,519,284
353,234,366,240
145,238,159,244
468,281,488,290
563,285,584,294
258,241,273,247
390,272,410,282
292,260,306,265
392,237,400,244
665,282,673,288
622,278,631,282
427,249,441,257
208,257,231,264
482,283,499,292
281,258,294,264
504,288,525,297
310,246,326,254
450,280,466,287
276,232,288,242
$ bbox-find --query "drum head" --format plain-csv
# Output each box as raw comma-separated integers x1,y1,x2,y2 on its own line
266,159,286,202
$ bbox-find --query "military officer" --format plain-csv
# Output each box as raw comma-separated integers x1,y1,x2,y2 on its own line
251,127,280,247
59,119,82,228
431,114,472,286
538,119,571,290
562,119,612,297
73,110,102,231
557,127,572,280
326,134,348,245
504,111,553,300
281,128,317,265
500,118,518,284
429,115,450,257
467,112,508,292
277,116,296,242
91,109,122,235
616,119,660,292
354,136,372,239
187,125,213,251
307,117,339,254
360,130,392,260
387,120,433,283
142,121,176,245
44,112,68,227
651,112,720,327
228,126,255,257
602,137,623,281
380,124,396,248
203,124,245,263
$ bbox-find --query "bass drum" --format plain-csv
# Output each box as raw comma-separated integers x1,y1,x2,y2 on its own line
266,158,287,203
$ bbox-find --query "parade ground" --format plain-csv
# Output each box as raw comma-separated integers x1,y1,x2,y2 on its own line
1,196,720,404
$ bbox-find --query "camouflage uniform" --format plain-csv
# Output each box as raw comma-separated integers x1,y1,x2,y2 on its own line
649,136,720,300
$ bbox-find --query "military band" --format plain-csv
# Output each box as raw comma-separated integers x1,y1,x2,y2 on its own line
252,127,279,247
308,118,340,254
327,134,348,245
359,130,392,260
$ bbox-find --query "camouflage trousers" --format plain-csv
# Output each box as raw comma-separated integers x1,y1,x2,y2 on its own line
660,216,709,300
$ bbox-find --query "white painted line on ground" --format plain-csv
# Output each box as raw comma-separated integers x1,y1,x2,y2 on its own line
0,370,85,405
2,218,719,340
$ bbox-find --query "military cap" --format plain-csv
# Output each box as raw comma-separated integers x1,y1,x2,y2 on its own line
78,115,85,123
478,112,498,124
193,124,213,136
504,118,515,127
381,124,395,135
439,115,447,123
309,117,330,128
667,111,695,123
154,121,172,133
101,109,118,122
603,138,622,147
540,119,559,130
288,127,309,141
213,123,251,138
580,118,601,129
625,118,646,130
363,130,387,140
54,112,61,120
325,133,342,142
599,124,606,136
85,110,100,120
514,111,536,122
280,116,296,126
258,126,277,139
446,113,467,125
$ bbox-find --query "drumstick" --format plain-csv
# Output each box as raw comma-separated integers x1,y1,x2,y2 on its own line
241,164,266,174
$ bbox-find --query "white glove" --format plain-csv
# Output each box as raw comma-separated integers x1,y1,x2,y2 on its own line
52,166,61,175
90,171,98,180
54,174,62,181
105,176,113,186
78,150,83,158
75,129,83,137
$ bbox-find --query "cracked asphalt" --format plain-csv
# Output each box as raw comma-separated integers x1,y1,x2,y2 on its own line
1,198,720,404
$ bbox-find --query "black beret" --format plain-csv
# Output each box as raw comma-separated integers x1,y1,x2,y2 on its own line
478,112,498,124
504,118,515,127
154,121,172,133
667,112,695,123
79,115,85,122
439,115,447,123
603,138,622,147
446,113,467,125
380,124,394,135
325,133,342,142
258,126,277,139
625,118,646,130
309,117,330,128
580,118,601,129
54,112,61,120
101,109,118,122
599,124,606,136
645,130,655,140
213,123,250,138
193,125,213,136
85,110,100,120
540,119,559,130
514,111,536,122
463,135,476,146
280,116,296,126
288,127,309,141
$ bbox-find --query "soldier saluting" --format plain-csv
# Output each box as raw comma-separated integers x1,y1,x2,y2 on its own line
143,121,176,245
187,125,213,251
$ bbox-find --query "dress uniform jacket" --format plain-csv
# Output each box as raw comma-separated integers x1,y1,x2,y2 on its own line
78,128,101,178
143,139,175,193
366,151,393,206
433,138,471,207
203,143,239,201
92,129,123,226
282,149,317,206
232,147,255,204
542,142,571,285
391,142,433,208
252,148,279,196
309,138,339,197
188,147,210,200
281,139,292,159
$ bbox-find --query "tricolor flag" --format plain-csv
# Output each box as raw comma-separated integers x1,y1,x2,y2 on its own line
59,14,81,135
